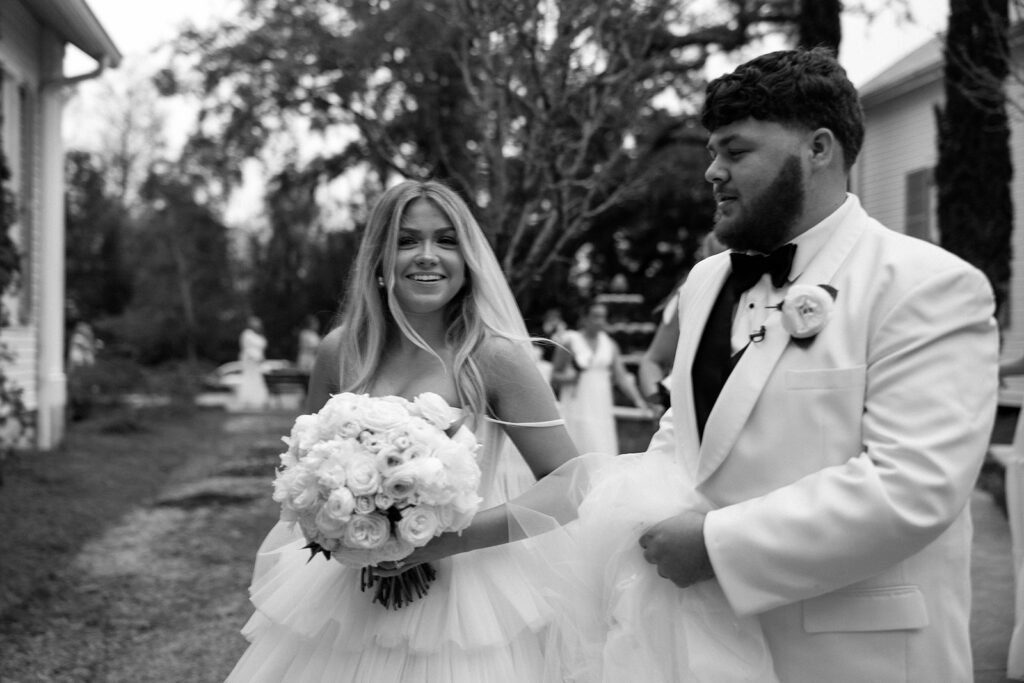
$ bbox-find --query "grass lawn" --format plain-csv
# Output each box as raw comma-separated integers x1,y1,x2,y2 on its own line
0,401,297,682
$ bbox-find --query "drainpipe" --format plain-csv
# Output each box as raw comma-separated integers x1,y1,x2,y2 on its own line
43,55,110,88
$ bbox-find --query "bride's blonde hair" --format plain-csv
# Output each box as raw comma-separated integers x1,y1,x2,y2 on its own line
334,179,529,418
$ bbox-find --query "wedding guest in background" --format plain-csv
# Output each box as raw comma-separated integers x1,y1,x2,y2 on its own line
295,314,321,385
637,47,998,682
235,316,269,411
67,321,99,370
551,301,651,454
226,179,578,682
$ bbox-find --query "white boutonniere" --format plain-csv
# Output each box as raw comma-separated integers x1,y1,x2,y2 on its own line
771,284,838,345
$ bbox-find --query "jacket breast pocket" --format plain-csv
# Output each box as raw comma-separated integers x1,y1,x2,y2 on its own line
785,365,866,391
802,585,929,633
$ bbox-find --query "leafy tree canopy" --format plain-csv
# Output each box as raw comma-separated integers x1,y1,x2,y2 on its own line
167,0,814,312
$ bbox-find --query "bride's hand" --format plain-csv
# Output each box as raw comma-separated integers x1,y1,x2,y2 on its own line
371,531,466,577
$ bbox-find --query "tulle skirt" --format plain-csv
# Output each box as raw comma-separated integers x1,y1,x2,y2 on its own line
225,522,553,682
227,448,777,682
519,449,779,683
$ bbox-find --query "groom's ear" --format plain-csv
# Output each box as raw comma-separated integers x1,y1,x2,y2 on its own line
807,128,838,168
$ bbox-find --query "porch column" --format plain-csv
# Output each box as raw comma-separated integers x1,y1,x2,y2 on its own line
36,30,66,449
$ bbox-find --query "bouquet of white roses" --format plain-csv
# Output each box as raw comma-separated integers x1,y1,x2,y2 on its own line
271,391,482,608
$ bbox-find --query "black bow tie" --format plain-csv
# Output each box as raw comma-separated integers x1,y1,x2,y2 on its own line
729,243,797,292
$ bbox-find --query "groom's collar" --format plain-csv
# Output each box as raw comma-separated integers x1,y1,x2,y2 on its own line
786,193,856,283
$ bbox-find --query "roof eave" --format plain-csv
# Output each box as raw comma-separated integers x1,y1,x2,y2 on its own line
24,0,122,69
860,64,944,108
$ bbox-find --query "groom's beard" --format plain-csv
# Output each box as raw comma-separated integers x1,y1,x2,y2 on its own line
714,155,805,254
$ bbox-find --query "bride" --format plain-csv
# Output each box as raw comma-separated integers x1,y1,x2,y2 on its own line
226,179,578,682
226,178,777,682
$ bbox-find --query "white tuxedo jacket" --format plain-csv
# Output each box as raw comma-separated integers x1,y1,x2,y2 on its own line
649,195,999,682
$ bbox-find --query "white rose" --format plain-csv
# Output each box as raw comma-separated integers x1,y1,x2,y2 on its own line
288,413,320,455
271,469,296,505
375,445,407,472
779,284,836,339
385,428,412,451
281,468,321,512
315,501,349,539
278,443,299,470
291,484,321,513
358,430,386,453
353,495,377,515
412,392,456,430
360,399,412,432
322,488,356,523
316,393,365,439
343,513,391,549
403,418,448,449
316,462,348,490
382,467,418,501
303,440,340,468
433,442,482,492
345,455,382,497
402,458,452,506
374,492,396,510
397,506,442,546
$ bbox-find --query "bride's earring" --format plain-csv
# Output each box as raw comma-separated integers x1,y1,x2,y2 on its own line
377,275,385,287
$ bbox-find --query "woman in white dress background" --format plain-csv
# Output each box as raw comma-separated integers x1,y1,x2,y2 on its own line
235,316,270,410
226,179,578,682
552,302,649,454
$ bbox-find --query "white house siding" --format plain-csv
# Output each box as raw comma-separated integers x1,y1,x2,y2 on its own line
1,327,37,408
855,51,1024,358
853,79,943,233
0,2,44,422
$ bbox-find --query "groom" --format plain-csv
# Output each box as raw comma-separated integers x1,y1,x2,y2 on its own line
638,48,998,682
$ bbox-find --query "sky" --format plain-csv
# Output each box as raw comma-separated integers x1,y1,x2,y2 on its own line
71,0,948,86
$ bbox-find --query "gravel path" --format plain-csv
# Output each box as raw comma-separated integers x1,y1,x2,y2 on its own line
0,411,294,683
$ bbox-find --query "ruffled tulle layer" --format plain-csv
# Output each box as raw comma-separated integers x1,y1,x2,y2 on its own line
515,450,779,683
225,521,554,683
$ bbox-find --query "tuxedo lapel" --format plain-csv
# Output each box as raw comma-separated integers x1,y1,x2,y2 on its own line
671,256,730,477
694,202,869,485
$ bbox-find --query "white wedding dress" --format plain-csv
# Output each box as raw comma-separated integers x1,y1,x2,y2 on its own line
225,404,558,682
227,400,778,682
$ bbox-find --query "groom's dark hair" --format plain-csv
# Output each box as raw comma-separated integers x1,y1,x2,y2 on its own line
701,47,865,170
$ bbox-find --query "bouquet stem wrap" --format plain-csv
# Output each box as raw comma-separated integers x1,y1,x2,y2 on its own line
361,564,438,610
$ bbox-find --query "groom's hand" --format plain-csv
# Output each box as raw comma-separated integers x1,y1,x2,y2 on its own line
639,510,715,588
